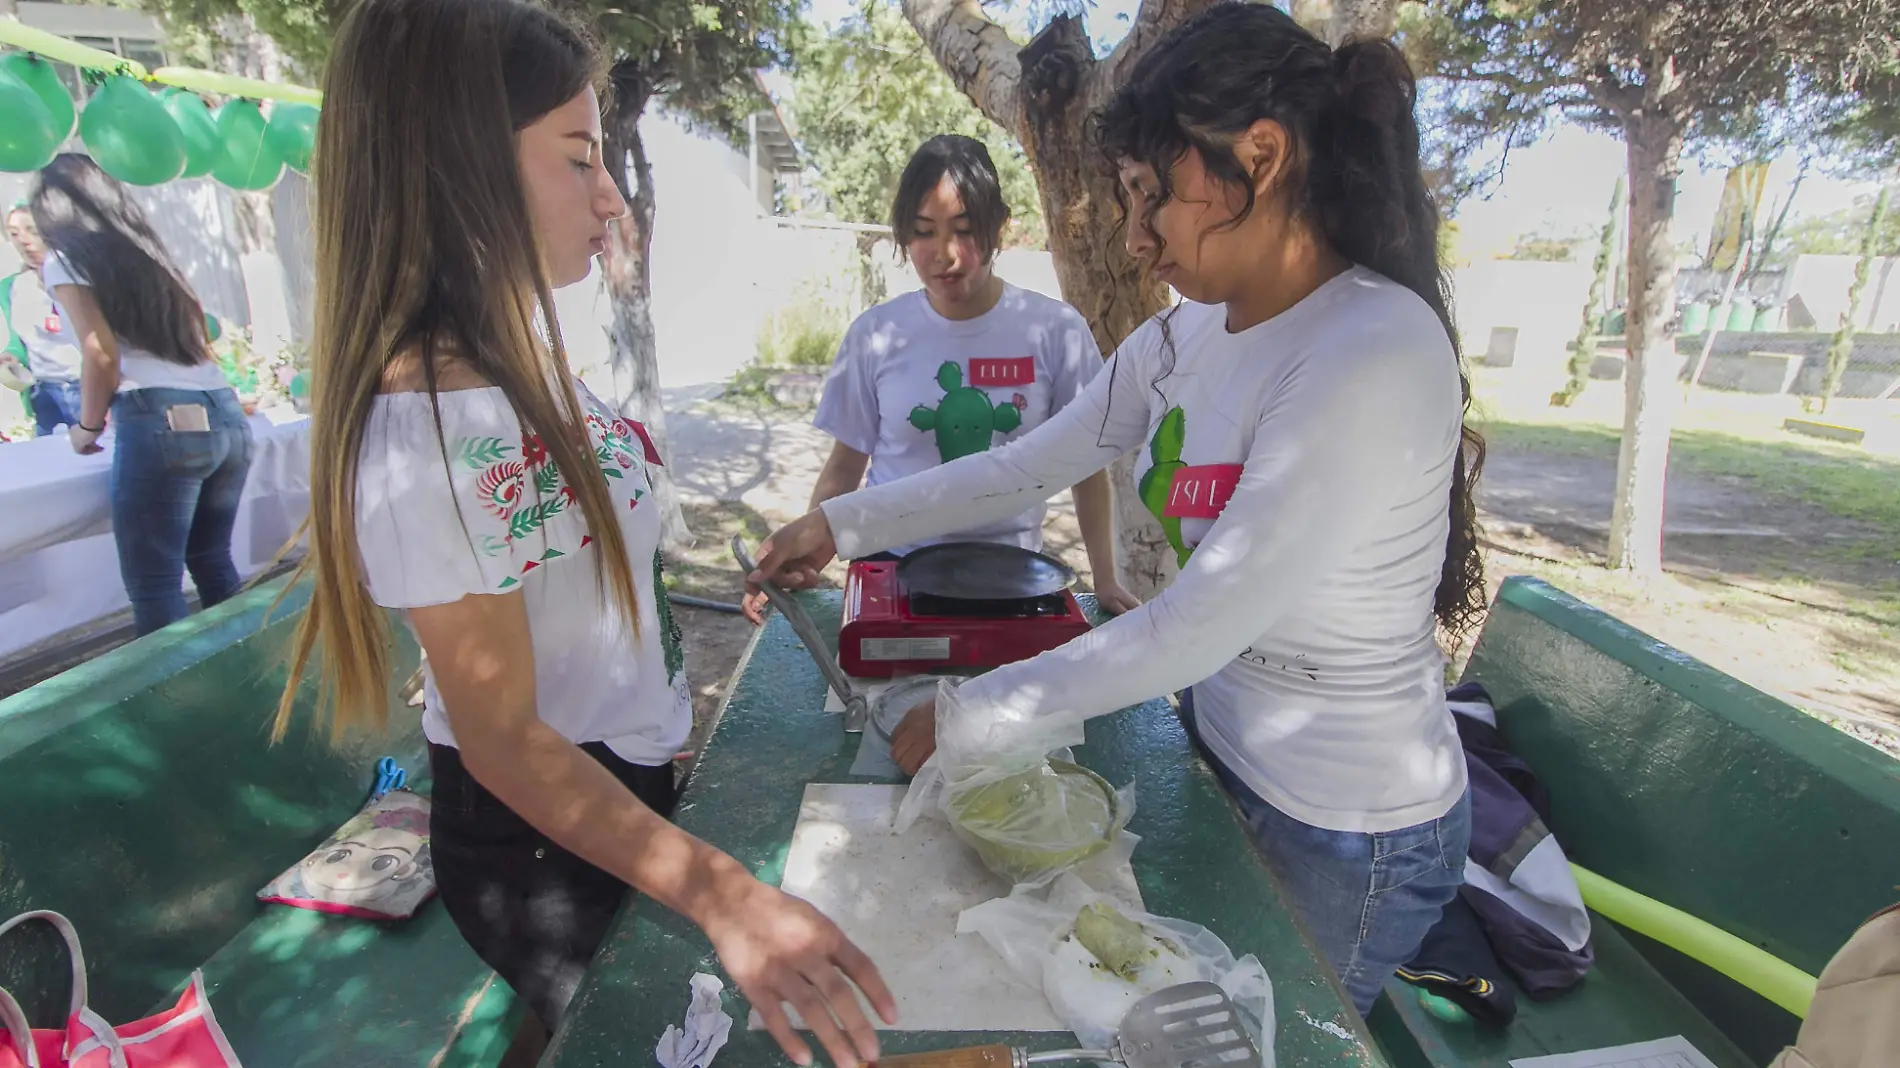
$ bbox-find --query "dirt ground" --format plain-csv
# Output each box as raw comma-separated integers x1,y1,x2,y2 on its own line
661,388,1900,761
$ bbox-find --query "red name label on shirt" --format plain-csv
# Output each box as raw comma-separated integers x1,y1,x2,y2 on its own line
968,357,1036,388
43,313,60,334
1164,464,1244,519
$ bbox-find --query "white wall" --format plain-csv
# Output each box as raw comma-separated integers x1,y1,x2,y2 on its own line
1785,254,1900,333
0,169,253,329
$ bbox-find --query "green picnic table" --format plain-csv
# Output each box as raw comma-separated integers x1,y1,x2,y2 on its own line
545,591,1390,1068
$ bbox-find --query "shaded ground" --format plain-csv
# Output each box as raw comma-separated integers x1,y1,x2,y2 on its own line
664,386,1900,760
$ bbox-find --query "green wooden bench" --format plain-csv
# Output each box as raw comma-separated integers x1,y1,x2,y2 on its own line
1369,577,1900,1068
545,592,1394,1068
0,577,519,1068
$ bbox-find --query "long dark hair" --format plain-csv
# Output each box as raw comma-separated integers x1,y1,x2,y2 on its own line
277,0,640,740
1095,2,1485,636
891,134,1011,264
30,154,210,367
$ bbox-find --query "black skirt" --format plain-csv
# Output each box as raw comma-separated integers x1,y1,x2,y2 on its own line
427,741,681,1030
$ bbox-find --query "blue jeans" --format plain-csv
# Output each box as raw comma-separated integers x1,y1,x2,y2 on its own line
109,387,255,635
29,378,82,437
1180,689,1471,1016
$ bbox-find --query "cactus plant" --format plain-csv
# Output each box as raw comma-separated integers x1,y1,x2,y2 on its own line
1136,407,1191,566
909,361,1022,462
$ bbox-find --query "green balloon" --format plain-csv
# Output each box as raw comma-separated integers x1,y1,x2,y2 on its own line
212,99,283,191
0,65,61,173
2,53,76,141
80,75,186,185
161,89,222,179
264,102,318,174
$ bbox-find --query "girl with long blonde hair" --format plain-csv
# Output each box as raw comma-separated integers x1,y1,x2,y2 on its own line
278,0,892,1060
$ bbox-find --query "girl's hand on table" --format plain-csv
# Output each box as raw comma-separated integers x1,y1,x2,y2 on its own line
698,875,897,1068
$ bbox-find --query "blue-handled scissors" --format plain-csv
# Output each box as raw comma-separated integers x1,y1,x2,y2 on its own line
373,757,408,799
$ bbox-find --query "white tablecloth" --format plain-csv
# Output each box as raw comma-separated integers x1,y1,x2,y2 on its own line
0,413,312,657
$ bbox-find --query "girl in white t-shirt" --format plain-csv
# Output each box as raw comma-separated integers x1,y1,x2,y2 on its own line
32,154,254,636
809,135,1138,613
274,0,892,1062
752,4,1484,1018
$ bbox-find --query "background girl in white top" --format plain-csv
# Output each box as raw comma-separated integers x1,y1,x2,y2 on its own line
32,154,253,636
809,134,1138,613
751,2,1484,1018
274,0,892,1063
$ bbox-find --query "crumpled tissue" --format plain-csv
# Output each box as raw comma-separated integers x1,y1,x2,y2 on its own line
656,972,734,1068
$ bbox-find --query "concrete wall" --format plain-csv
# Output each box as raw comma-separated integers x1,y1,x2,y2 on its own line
1580,332,1900,399
1784,254,1900,333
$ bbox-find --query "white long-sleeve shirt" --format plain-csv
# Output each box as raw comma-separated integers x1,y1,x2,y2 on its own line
821,267,1469,833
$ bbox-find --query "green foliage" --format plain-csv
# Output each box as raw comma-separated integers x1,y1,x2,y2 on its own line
1552,176,1624,408
1498,230,1583,262
1770,187,1900,264
755,300,847,370
1400,1,1897,211
790,0,1044,248
137,0,795,136
1822,185,1892,411
139,0,337,79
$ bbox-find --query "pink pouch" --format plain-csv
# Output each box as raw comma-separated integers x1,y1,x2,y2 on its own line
256,788,436,920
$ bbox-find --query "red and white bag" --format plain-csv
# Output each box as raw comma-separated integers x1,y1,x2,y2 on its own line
0,912,241,1068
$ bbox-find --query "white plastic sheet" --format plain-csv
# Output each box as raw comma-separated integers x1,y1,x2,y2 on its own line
959,874,1274,1063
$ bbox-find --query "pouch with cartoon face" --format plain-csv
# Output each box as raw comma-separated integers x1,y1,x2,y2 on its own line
257,789,436,920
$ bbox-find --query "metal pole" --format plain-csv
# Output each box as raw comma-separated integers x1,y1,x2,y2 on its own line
747,112,760,213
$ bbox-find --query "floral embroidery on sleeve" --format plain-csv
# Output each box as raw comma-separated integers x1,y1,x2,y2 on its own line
449,397,659,590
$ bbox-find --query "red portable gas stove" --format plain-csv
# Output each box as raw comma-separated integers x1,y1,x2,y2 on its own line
837,542,1094,679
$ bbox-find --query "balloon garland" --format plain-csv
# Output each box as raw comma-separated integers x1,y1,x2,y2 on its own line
80,73,187,185
0,19,319,187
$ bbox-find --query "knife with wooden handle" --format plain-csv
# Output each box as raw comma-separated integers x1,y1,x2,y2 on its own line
874,1045,1021,1068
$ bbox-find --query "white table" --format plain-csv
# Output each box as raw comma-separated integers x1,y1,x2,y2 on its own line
0,412,312,658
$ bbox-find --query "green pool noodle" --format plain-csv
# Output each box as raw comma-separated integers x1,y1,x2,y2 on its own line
1571,863,1816,1017
1415,989,1472,1024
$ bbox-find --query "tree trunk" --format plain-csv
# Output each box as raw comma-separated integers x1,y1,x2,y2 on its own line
1749,162,1806,286
233,191,277,255
1289,0,1333,37
1016,17,1177,596
230,21,295,362
855,230,887,314
1328,0,1398,45
902,0,1207,597
600,77,690,550
1606,115,1685,575
1821,184,1891,412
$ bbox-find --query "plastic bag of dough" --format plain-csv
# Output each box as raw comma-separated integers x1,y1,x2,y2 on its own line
894,678,1133,887
958,873,1275,1061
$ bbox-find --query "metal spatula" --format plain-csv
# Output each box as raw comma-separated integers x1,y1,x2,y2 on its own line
872,982,1262,1068
732,535,869,732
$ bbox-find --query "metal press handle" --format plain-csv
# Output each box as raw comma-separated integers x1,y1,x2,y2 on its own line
732,535,869,732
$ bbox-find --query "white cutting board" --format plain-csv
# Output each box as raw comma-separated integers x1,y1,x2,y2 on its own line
759,783,1145,1033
